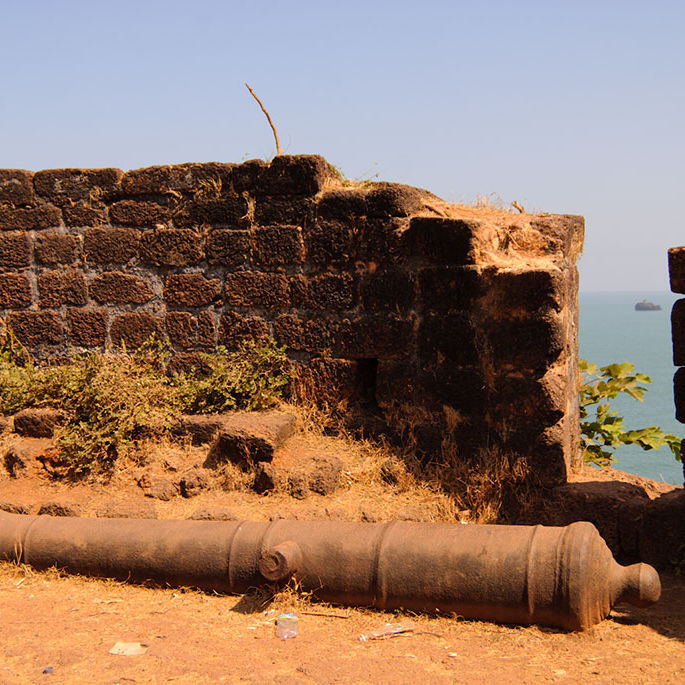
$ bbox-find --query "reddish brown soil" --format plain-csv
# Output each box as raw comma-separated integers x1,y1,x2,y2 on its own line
1,428,684,683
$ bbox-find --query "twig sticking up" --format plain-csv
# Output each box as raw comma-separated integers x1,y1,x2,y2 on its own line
245,83,283,156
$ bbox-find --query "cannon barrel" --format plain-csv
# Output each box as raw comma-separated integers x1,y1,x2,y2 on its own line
0,511,660,630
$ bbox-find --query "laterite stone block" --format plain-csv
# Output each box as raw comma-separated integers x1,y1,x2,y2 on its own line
34,232,81,265
0,204,61,231
254,196,313,226
419,313,479,366
0,170,34,205
418,267,482,312
110,200,170,227
224,272,289,309
304,220,354,267
63,202,106,227
34,168,122,205
217,311,268,348
84,228,139,264
140,229,203,266
164,273,221,307
110,312,162,348
669,247,685,294
671,299,685,366
38,270,87,308
405,217,478,264
362,269,416,312
173,197,247,228
0,273,32,309
259,155,337,196
9,310,63,346
206,229,251,267
67,308,108,347
305,273,356,310
0,232,31,270
252,226,305,267
90,272,153,305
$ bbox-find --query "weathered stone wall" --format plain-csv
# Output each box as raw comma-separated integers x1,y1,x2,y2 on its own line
0,155,584,486
669,247,685,482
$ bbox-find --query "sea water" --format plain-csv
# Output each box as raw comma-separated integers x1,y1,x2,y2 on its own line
579,291,683,485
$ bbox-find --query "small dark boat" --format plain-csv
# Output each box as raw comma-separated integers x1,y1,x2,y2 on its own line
635,300,662,311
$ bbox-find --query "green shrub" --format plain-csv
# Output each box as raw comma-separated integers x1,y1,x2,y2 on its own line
0,327,292,474
579,359,681,467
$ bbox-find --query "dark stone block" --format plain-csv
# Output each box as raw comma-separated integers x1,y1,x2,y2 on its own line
364,183,433,217
487,314,565,371
288,274,308,307
110,312,162,348
298,357,368,405
486,268,566,313
639,490,685,567
166,312,196,349
224,271,289,309
0,204,61,230
34,168,122,204
303,317,335,351
358,218,410,264
62,202,106,227
140,228,204,266
231,158,268,193
13,408,67,438
0,170,34,205
674,367,685,423
173,414,226,445
206,229,251,266
0,273,32,309
37,502,80,517
196,311,216,348
405,217,478,264
253,462,280,493
168,352,212,376
361,269,416,312
273,313,304,350
38,269,87,307
304,220,355,267
305,273,356,310
259,155,337,196
34,232,80,265
375,359,419,406
121,165,181,195
173,196,247,228
84,227,139,264
309,455,343,495
68,308,108,347
316,189,369,219
165,273,221,307
671,299,685,366
180,468,211,497
254,195,313,225
418,267,482,312
0,231,31,269
137,472,179,500
0,501,30,515
204,412,296,467
288,471,309,499
333,315,414,358
252,225,304,267
418,313,478,365
90,272,153,304
217,310,269,348
420,365,487,413
9,310,63,346
492,374,565,431
110,199,170,226
668,246,685,294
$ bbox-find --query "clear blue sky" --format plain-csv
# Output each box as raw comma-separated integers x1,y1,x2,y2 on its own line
2,0,683,291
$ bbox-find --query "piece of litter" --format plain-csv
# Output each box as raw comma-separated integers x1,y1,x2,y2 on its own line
15,578,26,587
109,642,148,656
447,652,458,658
360,622,416,642
94,598,123,604
42,666,54,674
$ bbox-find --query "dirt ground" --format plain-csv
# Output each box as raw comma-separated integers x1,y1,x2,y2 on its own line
0,562,683,685
1,424,684,683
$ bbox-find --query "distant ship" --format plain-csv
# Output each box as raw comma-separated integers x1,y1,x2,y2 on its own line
634,299,662,311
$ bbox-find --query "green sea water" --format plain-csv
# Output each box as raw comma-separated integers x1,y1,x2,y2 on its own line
579,291,683,485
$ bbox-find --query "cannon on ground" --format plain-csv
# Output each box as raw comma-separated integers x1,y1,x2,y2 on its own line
0,512,660,630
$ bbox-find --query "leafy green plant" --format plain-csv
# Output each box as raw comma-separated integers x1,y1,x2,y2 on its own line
579,359,681,467
0,324,292,474
174,340,291,414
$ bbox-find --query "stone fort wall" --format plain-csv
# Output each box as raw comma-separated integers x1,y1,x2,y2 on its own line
0,155,584,486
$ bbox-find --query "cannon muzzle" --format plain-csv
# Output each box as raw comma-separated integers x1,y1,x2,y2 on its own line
0,512,660,630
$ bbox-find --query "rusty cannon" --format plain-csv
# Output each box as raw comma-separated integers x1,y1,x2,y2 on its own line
0,511,660,630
